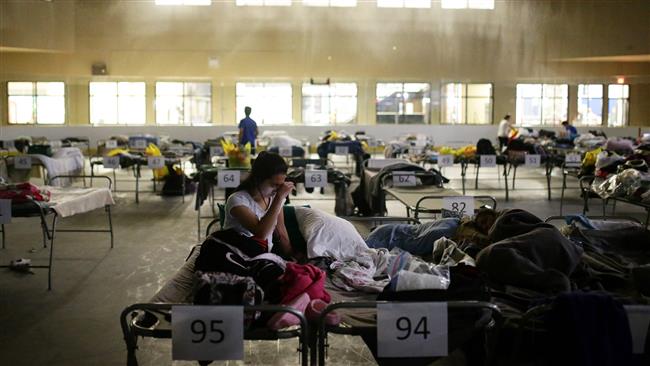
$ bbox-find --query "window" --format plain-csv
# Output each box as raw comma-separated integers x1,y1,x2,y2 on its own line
7,82,65,124
302,83,357,125
577,84,603,126
376,83,430,124
90,82,146,125
516,84,568,126
441,83,492,124
377,0,430,8
607,84,629,127
155,82,211,125
304,0,356,6
236,83,292,125
441,0,494,9
236,0,291,6
155,0,211,5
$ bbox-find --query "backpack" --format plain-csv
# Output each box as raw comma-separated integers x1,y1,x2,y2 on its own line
161,169,196,196
476,138,496,155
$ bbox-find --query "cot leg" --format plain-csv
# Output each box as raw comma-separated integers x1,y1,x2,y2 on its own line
113,169,117,193
612,199,617,215
41,216,48,249
181,172,186,203
504,164,510,202
90,163,94,187
546,165,552,201
47,215,57,291
120,311,140,366
135,165,140,204
512,166,517,190
106,205,114,249
318,329,327,366
475,164,480,189
461,161,467,195
560,172,566,216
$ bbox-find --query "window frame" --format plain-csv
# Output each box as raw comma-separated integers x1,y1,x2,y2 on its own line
576,84,604,126
154,81,212,125
607,84,630,127
88,81,147,126
440,82,493,125
515,83,568,127
375,82,431,125
301,82,358,126
7,81,66,125
235,82,293,125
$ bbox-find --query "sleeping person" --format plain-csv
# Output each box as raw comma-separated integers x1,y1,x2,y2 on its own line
365,208,498,256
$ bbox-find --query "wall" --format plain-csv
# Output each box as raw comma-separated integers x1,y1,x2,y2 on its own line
1,124,648,149
1,0,649,129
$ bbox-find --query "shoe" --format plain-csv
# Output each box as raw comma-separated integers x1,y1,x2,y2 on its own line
306,299,340,326
267,293,310,330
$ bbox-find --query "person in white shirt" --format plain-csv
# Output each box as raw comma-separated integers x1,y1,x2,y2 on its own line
497,114,513,150
224,151,294,256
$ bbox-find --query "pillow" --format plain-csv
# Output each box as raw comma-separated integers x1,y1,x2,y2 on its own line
294,207,368,260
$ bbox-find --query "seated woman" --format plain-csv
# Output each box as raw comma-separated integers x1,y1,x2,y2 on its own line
365,208,498,256
224,151,295,258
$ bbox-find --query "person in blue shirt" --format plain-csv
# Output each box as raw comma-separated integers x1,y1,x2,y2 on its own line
562,120,578,141
238,106,258,154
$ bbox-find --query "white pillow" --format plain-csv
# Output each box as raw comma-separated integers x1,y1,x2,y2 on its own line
294,207,368,260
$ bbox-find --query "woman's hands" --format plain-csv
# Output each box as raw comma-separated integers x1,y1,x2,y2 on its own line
276,182,295,199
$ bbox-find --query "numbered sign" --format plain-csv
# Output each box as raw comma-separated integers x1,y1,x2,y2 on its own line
14,156,32,170
377,302,448,358
218,170,241,188
392,171,417,187
0,199,11,224
105,140,118,149
565,153,581,168
367,159,408,169
103,156,120,169
442,196,475,218
172,305,243,361
334,146,349,155
525,154,541,168
148,156,165,169
624,305,650,354
438,154,454,168
209,146,224,157
132,139,147,149
278,146,292,157
3,140,15,150
480,155,497,168
305,170,327,188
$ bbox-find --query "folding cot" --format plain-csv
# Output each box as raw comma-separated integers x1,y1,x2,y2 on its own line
0,175,114,289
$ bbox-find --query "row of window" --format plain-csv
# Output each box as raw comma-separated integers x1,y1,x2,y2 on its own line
6,81,630,127
155,0,495,9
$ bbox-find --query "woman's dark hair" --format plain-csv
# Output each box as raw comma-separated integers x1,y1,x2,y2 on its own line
236,151,288,192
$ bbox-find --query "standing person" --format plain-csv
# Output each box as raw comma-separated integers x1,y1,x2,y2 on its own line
562,120,578,141
497,114,513,150
238,106,258,154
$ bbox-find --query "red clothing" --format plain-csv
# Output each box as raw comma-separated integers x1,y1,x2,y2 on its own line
280,262,330,304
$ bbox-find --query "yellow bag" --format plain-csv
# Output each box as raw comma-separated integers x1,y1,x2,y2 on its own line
145,143,169,180
582,147,602,167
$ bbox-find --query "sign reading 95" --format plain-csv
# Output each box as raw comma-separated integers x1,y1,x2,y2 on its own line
218,170,241,188
377,302,448,358
171,305,243,361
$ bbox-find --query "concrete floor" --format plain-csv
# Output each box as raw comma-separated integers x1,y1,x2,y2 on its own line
1,164,647,365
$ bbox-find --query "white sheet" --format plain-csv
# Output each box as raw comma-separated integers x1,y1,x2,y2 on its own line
31,147,85,187
45,186,114,218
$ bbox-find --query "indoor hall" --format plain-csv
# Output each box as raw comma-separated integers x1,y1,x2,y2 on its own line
1,1,650,365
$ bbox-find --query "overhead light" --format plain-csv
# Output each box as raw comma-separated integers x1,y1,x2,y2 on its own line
617,77,625,84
